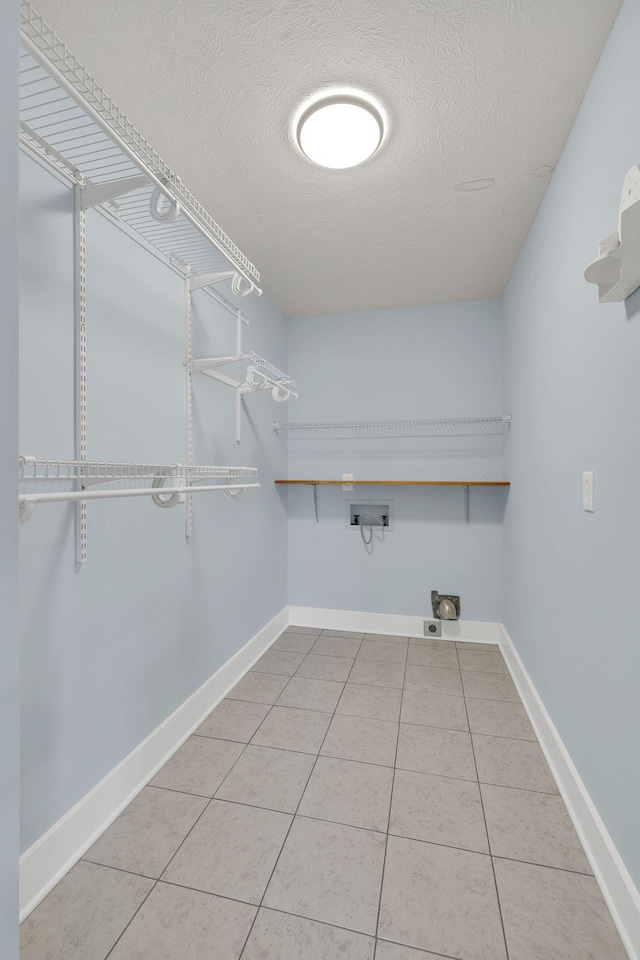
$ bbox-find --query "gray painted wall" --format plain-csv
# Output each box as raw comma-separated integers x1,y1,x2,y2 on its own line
1,0,20,955
286,302,506,619
503,0,640,887
19,151,288,850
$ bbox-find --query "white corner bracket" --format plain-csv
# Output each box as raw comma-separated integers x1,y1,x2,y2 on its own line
585,165,640,303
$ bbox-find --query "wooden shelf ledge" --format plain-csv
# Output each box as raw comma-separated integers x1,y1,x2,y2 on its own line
275,480,510,486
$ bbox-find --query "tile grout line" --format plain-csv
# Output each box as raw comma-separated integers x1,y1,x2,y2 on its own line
236,636,365,959
103,877,158,960
373,640,408,944
456,642,511,960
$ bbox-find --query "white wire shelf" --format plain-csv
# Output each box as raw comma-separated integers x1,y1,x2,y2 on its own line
19,457,258,483
18,457,260,524
192,353,296,390
19,1,260,292
272,416,511,438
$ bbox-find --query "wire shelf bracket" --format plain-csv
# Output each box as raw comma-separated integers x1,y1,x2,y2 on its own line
187,295,297,443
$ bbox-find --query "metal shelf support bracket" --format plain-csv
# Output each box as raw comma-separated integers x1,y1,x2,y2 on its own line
82,175,149,210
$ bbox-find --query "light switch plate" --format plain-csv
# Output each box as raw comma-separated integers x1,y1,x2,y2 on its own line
583,471,594,512
342,472,353,491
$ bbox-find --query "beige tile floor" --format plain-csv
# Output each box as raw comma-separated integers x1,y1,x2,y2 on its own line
21,627,629,960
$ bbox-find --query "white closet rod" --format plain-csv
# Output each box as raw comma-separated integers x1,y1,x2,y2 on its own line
19,482,260,506
19,482,260,525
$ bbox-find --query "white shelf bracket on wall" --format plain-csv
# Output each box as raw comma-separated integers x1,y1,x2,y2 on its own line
585,164,640,302
189,271,258,299
187,296,297,443
81,175,149,210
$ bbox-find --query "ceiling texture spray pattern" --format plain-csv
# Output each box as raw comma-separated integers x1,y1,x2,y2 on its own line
36,0,621,316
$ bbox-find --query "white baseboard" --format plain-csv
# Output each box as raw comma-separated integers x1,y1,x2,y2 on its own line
288,605,500,644
499,624,640,960
19,605,288,922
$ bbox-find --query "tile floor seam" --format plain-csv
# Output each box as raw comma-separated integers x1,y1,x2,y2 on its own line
81,858,160,883
459,694,519,702
402,688,465,699
345,677,408,689
274,681,347,713
373,645,407,943
238,679,343,959
321,747,397,770
335,711,401,723
457,643,511,960
242,903,382,951
376,940,461,959
103,876,158,960
489,854,596,879
474,775,560,796
344,652,360,685
398,719,470,736
394,763,478,784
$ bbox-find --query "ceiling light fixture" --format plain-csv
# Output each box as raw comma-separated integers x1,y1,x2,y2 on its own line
296,93,384,169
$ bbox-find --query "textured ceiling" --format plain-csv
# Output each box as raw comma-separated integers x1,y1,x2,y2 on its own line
35,0,621,316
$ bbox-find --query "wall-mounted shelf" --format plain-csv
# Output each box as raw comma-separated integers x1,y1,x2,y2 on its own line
19,1,260,295
275,479,510,523
275,480,510,486
188,279,297,443
19,457,259,525
273,416,511,439
192,352,296,396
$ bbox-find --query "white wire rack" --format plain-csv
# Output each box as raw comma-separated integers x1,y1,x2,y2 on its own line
19,1,261,292
272,416,511,438
192,353,296,390
188,284,297,443
18,457,260,525
18,457,258,483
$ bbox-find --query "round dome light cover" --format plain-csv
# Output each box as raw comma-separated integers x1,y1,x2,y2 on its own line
297,95,384,169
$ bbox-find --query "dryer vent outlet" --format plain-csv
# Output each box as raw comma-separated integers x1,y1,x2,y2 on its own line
423,619,442,638
431,590,461,620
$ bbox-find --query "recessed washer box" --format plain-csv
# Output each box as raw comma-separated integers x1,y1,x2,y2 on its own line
347,501,393,530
